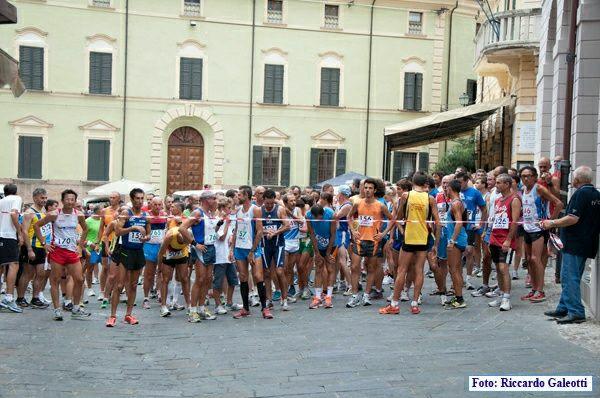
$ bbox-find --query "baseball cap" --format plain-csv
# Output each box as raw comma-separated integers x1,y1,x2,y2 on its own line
338,185,352,197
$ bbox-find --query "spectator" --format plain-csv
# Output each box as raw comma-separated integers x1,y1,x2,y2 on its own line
541,166,600,324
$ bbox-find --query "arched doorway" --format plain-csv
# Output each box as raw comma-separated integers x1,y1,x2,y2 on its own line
167,126,204,193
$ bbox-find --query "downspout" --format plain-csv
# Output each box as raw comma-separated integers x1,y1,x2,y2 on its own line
478,77,485,167
444,1,459,111
364,0,375,176
120,0,129,178
246,0,257,185
560,0,579,198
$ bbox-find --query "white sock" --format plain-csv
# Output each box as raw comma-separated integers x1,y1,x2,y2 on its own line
73,304,80,311
315,288,322,298
391,300,399,307
503,293,510,299
65,299,72,305
327,287,333,297
189,306,197,313
411,300,418,307
5,294,13,301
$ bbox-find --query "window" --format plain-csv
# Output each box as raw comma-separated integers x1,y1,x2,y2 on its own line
324,4,339,29
263,64,284,104
87,139,110,181
403,72,423,111
19,46,44,91
89,52,112,95
92,0,111,7
317,149,335,182
466,79,477,105
309,147,345,186
408,12,423,35
320,67,340,106
18,136,43,179
252,145,291,186
183,0,201,16
262,146,280,185
267,0,283,24
392,152,417,182
179,57,203,100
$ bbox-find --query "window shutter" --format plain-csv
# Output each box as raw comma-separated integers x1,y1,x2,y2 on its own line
179,58,191,99
88,140,110,181
330,68,340,106
335,148,346,177
414,73,423,111
320,68,330,106
280,146,290,186
309,148,319,187
264,64,274,103
18,136,42,179
252,145,263,185
31,47,44,90
403,72,415,110
273,64,284,104
392,151,402,182
190,58,203,100
100,53,112,94
19,46,32,90
418,151,429,172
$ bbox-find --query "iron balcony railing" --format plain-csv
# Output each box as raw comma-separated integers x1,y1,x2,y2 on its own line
267,9,283,24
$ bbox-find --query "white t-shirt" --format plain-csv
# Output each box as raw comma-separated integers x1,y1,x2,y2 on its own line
0,195,23,239
215,218,234,264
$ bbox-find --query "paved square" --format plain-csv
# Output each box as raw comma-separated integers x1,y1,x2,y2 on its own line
1,275,598,398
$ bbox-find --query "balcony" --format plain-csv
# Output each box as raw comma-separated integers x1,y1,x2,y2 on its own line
474,8,541,67
324,15,339,29
267,9,283,24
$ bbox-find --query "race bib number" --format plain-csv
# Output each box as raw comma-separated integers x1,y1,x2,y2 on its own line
492,212,509,230
358,215,374,227
166,249,183,260
467,209,474,220
55,236,76,250
205,233,218,245
149,229,164,244
264,224,278,232
236,223,252,249
128,231,143,244
40,224,52,238
316,235,329,249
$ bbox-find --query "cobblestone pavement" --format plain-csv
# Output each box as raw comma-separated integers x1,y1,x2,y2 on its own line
1,271,599,398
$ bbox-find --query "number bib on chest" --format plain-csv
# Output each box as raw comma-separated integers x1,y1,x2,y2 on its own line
236,223,252,249
128,231,143,244
55,236,77,250
492,212,509,230
166,249,184,260
149,229,165,244
316,235,330,249
358,215,374,227
40,224,52,238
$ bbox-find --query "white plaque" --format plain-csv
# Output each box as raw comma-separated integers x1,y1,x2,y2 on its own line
518,122,536,153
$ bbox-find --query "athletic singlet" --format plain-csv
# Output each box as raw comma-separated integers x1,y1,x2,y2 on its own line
306,207,335,250
52,209,80,253
103,207,118,241
165,228,189,260
190,209,206,244
235,204,256,250
522,184,548,233
435,192,450,227
121,209,148,250
444,199,468,248
27,208,46,248
203,210,219,246
356,199,382,242
460,187,486,230
336,202,352,235
147,211,168,245
284,207,301,243
404,190,430,245
487,188,501,228
490,193,518,249
262,204,284,247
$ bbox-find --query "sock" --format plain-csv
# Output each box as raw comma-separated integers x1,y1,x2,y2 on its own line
391,300,398,307
5,294,13,301
411,300,418,307
315,288,322,298
503,292,510,299
189,306,197,313
144,296,149,301
327,286,333,297
65,299,72,305
73,304,80,311
199,305,205,313
240,282,249,311
257,282,267,309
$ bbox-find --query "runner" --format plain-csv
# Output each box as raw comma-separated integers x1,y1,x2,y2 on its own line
16,188,48,309
431,175,452,301
230,186,270,319
0,184,24,313
34,189,90,320
260,189,290,310
282,193,301,300
97,191,120,303
488,173,521,311
306,204,336,309
346,178,393,308
142,197,168,310
83,205,102,302
334,185,353,295
109,188,150,326
379,172,440,315
99,206,126,310
519,166,563,303
296,196,313,300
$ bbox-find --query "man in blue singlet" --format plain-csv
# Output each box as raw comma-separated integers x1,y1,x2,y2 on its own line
306,204,336,309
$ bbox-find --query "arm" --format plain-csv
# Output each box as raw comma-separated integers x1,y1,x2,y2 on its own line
101,222,114,256
115,209,135,236
478,204,488,230
375,202,395,240
449,202,462,243
34,212,56,246
538,185,564,219
326,218,336,256
541,214,579,229
98,209,106,243
274,207,290,236
250,207,263,252
21,212,35,257
11,211,22,245
503,197,521,251
306,219,320,259
429,196,441,249
156,231,171,267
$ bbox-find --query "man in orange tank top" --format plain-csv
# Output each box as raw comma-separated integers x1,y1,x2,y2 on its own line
345,178,393,308
98,191,121,303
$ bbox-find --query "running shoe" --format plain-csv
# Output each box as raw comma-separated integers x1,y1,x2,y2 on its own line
53,308,63,321
124,314,139,325
488,298,501,307
215,305,228,315
287,296,297,304
172,303,186,311
342,287,353,297
445,297,466,309
262,308,274,319
362,294,372,306
499,298,512,311
30,297,49,309
142,299,151,310
87,289,96,297
324,296,333,309
137,276,143,286
282,300,290,311
410,301,420,314
232,308,250,319
106,316,116,327
520,290,535,301
39,293,51,305
92,277,99,285
226,303,243,311
3,299,25,313
529,291,546,303
188,311,201,323
370,290,384,300
339,281,348,292
426,270,434,279
101,299,108,309
250,295,260,307
379,304,399,315
466,280,475,290
16,297,29,308
199,309,217,320
471,285,491,297
387,292,394,302
382,275,394,285
476,269,483,278
288,285,297,297
440,295,448,306
346,295,360,308
83,297,89,305
71,307,91,319
485,288,500,298
309,297,321,309
301,289,312,300
472,266,481,276
511,269,519,280
160,306,171,317
272,291,282,301
400,290,410,302
97,293,104,302
266,299,274,309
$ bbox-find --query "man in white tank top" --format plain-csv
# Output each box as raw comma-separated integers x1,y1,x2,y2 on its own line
35,189,90,321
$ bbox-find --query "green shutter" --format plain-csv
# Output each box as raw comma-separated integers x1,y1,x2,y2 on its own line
190,58,203,100
392,151,402,182
280,146,290,186
19,46,32,89
309,148,319,187
252,145,263,185
404,72,415,110
88,140,110,181
330,68,340,106
264,64,274,103
89,52,100,93
418,151,429,172
100,53,112,94
180,58,192,99
320,68,330,105
19,46,43,90
18,136,42,179
273,64,284,104
335,148,346,177
414,73,423,111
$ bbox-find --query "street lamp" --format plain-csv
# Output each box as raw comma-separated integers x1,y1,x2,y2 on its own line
459,92,469,107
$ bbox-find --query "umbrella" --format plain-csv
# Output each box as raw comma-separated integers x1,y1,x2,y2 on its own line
87,178,157,196
314,172,368,189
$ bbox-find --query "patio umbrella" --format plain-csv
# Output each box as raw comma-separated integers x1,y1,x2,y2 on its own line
87,178,157,196
314,171,368,189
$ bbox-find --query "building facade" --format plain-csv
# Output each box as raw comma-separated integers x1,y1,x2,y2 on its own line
0,0,478,197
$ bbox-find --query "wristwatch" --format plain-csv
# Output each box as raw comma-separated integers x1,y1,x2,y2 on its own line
448,239,455,245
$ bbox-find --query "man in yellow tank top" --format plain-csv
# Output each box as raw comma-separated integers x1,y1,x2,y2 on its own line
380,172,440,315
157,224,192,318
346,178,393,308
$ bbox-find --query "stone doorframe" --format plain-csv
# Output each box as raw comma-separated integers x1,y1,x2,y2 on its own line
152,105,225,188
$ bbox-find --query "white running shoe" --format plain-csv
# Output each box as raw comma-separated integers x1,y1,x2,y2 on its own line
215,305,228,315
400,290,410,302
39,293,51,305
225,303,243,311
499,298,512,311
160,306,171,317
440,295,448,306
282,300,290,311
287,296,297,304
511,269,519,280
382,275,394,285
485,288,500,298
87,289,96,297
97,292,104,302
250,295,260,307
488,298,501,307
362,294,371,306
92,277,99,285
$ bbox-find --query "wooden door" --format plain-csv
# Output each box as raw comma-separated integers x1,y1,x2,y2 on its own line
167,127,204,194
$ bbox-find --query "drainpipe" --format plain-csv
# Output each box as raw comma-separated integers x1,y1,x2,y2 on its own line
120,0,129,178
560,0,579,199
246,0,257,185
478,77,485,167
444,1,459,112
364,0,375,176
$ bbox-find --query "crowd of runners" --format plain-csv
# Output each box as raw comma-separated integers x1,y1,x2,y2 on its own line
0,156,578,326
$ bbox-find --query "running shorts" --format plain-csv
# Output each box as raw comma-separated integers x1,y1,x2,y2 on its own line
19,245,46,266
317,246,338,259
523,230,549,245
88,250,102,265
48,247,80,266
401,243,428,253
299,238,313,256
143,243,161,263
110,244,122,264
213,263,239,290
0,238,19,265
437,230,448,260
352,240,382,258
233,246,263,262
285,239,300,254
466,230,476,246
162,256,189,267
193,244,216,265
426,235,435,252
262,245,285,268
120,248,146,271
490,245,514,265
